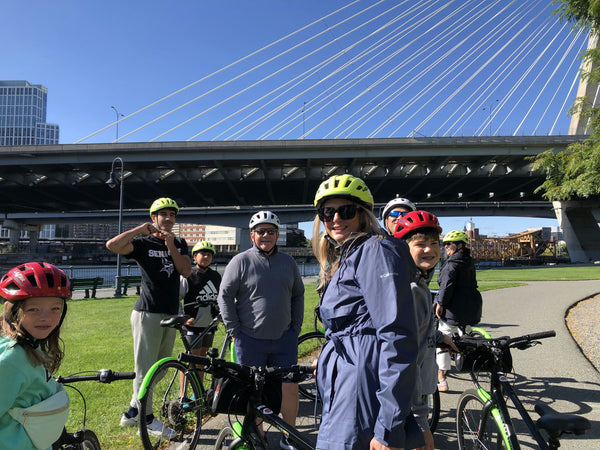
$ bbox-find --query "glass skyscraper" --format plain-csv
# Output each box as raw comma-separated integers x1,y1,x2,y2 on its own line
0,80,59,145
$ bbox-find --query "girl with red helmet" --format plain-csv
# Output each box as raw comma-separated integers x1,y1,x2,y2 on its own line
0,262,72,449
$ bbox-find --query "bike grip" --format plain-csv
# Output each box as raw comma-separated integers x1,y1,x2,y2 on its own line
523,330,556,340
112,371,136,380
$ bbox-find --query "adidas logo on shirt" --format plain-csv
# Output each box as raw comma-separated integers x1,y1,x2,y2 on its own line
195,281,218,302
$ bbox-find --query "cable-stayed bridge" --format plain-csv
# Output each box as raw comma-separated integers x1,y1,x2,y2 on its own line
1,0,599,261
78,0,589,143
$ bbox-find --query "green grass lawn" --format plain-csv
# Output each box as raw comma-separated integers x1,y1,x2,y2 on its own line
57,265,599,448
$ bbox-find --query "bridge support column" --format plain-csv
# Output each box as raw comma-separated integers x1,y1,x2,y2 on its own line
238,228,253,252
569,34,599,135
3,219,22,251
24,224,43,254
553,200,600,262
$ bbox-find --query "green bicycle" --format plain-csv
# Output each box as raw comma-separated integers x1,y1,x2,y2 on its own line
137,308,235,449
454,330,590,449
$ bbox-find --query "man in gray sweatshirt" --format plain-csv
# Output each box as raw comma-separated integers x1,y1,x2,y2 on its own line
217,210,304,450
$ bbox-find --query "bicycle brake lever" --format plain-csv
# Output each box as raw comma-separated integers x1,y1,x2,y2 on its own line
514,340,540,350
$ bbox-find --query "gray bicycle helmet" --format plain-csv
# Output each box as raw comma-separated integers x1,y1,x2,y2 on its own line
249,210,280,230
380,196,417,220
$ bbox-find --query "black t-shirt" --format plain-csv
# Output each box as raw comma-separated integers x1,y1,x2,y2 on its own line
127,234,189,315
183,266,222,330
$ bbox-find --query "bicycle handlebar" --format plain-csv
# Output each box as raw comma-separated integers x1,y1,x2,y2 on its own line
455,330,556,351
56,369,136,384
178,352,314,382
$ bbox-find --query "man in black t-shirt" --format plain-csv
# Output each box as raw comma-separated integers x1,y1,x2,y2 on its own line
106,197,191,437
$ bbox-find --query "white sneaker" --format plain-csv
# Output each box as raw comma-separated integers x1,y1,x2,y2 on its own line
119,413,139,427
146,417,177,440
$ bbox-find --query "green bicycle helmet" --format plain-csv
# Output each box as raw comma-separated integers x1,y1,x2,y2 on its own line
443,230,469,245
314,174,374,210
149,197,179,217
192,240,216,255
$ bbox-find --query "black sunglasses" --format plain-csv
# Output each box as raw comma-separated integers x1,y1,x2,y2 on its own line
317,204,358,222
253,228,278,236
388,210,409,219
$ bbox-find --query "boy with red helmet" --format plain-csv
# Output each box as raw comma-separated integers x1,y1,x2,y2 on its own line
0,262,72,449
395,212,456,450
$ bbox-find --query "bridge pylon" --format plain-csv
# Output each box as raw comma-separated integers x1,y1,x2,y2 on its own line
554,34,600,263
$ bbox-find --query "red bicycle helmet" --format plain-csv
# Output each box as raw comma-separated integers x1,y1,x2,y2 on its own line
394,210,442,239
0,262,72,302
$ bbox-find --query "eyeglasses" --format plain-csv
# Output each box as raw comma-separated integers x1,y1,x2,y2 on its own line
388,210,409,219
443,242,455,247
317,204,358,222
253,228,278,236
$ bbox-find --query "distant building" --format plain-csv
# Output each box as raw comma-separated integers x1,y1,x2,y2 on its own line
178,223,302,253
0,80,59,146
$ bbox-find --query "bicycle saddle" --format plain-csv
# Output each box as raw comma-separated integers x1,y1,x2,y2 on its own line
535,402,591,435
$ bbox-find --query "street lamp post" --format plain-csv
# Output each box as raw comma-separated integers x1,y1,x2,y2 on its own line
106,157,124,297
111,106,124,141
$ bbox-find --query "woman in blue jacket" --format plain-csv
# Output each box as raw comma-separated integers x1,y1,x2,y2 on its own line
312,174,423,450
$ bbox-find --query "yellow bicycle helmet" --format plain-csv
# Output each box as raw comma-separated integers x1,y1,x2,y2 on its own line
314,174,374,210
149,197,179,217
443,230,469,245
192,241,216,255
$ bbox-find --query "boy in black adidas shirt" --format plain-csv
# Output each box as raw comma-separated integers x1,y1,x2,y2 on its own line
180,241,222,355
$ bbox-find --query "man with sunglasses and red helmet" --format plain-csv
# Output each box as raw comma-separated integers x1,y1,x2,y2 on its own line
217,211,304,449
381,195,417,235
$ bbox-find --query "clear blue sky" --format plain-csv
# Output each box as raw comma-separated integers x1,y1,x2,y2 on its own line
3,0,577,236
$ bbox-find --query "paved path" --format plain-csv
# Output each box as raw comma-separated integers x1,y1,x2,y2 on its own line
434,280,600,449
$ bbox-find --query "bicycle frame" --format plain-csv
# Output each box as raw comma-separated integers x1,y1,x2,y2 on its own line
232,395,315,450
473,369,552,450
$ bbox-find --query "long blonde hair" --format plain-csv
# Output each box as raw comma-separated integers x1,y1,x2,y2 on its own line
0,299,66,374
312,203,385,291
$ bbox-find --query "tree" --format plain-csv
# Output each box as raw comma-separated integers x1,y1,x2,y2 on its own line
531,0,600,200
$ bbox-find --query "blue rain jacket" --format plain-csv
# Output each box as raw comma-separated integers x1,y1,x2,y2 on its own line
316,233,423,449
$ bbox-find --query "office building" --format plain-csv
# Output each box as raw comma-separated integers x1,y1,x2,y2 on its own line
0,80,59,146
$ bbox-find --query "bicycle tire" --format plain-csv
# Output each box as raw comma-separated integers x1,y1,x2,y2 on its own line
214,426,236,449
61,429,101,450
138,360,203,449
427,388,440,433
297,331,326,401
456,389,511,449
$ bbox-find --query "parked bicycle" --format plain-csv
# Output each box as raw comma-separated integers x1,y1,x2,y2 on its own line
454,330,590,449
168,351,316,450
137,307,234,449
53,369,135,450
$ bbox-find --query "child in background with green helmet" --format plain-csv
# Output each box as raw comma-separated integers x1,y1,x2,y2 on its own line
179,241,221,360
434,230,482,392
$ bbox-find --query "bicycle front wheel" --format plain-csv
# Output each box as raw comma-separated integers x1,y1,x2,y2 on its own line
138,360,203,449
297,331,325,400
456,389,510,449
214,426,236,449
427,388,440,433
61,429,101,450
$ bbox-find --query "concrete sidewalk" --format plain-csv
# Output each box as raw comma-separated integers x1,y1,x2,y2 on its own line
434,280,600,449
